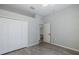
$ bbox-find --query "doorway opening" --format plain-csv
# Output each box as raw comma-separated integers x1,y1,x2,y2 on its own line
40,24,51,44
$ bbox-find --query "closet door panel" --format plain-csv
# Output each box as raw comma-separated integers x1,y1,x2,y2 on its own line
7,20,28,52
0,18,9,54
0,17,28,54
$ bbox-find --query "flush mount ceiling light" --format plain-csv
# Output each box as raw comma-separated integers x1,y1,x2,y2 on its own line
42,4,48,7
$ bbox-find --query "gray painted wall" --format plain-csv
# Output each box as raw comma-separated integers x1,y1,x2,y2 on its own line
43,5,79,51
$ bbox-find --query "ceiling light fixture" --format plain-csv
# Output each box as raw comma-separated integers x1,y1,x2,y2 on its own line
42,4,48,7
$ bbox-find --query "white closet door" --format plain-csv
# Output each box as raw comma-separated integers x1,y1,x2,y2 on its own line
0,18,9,54
7,20,28,51
0,17,28,54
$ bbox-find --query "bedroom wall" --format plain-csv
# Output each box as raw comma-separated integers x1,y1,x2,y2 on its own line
43,5,79,51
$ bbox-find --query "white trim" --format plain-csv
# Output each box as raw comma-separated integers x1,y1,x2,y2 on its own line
27,41,39,47
51,43,79,52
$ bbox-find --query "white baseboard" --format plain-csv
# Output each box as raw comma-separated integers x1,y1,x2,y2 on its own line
27,41,39,47
51,43,79,53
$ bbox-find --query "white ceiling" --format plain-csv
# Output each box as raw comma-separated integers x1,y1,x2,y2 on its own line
0,4,71,17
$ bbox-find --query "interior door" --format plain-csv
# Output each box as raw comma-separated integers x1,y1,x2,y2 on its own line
43,24,51,43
